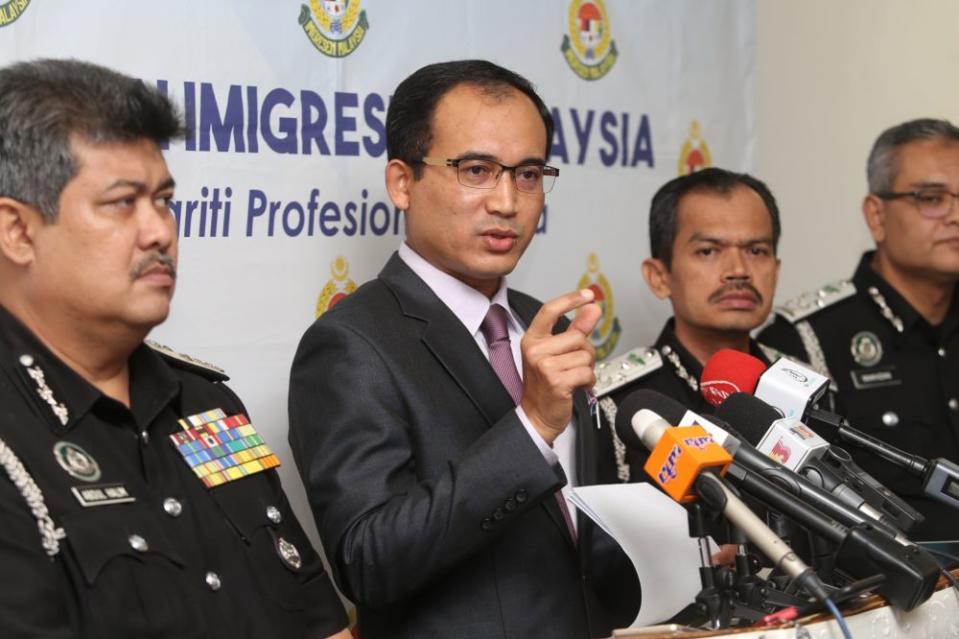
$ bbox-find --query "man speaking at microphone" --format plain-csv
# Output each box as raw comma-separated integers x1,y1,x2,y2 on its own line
595,168,784,484
760,119,959,543
289,60,635,639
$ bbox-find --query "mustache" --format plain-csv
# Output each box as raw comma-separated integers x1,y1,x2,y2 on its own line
707,281,762,304
130,253,177,281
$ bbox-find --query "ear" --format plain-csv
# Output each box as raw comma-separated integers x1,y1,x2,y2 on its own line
0,197,42,266
862,194,887,244
641,257,672,300
385,159,414,212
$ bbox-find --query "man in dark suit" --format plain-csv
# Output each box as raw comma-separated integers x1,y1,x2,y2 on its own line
289,60,635,638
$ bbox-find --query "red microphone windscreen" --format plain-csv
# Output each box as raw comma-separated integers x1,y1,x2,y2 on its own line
700,348,767,406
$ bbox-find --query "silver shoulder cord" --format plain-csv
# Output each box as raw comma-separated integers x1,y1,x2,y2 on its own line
0,436,66,556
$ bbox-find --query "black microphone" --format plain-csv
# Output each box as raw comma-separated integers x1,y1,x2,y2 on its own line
806,409,959,514
615,390,941,611
715,391,922,533
615,390,905,541
702,350,924,533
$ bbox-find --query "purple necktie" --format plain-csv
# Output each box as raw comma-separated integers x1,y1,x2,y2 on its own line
480,304,577,544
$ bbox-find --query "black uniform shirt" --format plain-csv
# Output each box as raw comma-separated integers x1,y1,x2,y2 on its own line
595,319,774,484
759,252,959,541
0,306,347,639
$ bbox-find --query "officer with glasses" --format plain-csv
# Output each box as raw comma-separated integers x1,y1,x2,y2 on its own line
760,118,959,545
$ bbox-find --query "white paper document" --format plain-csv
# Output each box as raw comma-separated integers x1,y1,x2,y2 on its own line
570,483,705,627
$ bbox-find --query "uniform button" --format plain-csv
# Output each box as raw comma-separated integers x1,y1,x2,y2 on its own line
939,347,947,358
504,498,517,512
492,508,504,521
950,398,959,412
266,505,282,524
480,518,493,531
882,412,899,427
205,571,222,591
139,430,150,445
128,534,148,552
163,498,182,517
515,489,528,503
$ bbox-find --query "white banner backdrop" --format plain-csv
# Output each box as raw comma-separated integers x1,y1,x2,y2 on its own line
0,0,754,556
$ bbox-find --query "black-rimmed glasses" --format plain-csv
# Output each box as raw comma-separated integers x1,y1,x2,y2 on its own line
876,189,959,219
418,157,559,194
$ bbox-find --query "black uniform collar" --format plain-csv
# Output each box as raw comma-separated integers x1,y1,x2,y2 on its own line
853,251,959,342
656,318,772,377
0,305,179,434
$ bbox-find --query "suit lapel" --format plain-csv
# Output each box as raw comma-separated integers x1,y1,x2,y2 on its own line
379,254,516,426
380,257,582,550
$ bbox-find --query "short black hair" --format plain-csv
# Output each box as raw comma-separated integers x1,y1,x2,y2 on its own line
867,118,959,194
0,58,185,222
649,168,781,268
385,59,553,178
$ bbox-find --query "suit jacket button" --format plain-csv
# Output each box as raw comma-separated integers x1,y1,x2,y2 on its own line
481,518,493,531
504,498,516,511
515,489,528,503
492,508,504,521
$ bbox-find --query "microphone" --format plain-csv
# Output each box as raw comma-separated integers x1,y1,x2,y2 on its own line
632,409,829,602
702,350,923,532
616,391,941,611
786,394,959,515
615,390,904,540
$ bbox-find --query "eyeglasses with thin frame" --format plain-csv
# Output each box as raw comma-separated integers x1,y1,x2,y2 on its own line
876,189,959,219
417,157,559,194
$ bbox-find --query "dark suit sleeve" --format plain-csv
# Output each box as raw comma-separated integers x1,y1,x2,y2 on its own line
757,315,810,362
0,472,72,638
288,318,563,609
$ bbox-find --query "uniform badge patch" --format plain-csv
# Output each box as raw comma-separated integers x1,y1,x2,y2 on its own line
277,536,302,570
169,408,280,488
71,483,135,507
53,441,101,482
850,331,883,367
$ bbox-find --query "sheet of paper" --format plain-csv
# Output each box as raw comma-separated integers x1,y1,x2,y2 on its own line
570,483,704,627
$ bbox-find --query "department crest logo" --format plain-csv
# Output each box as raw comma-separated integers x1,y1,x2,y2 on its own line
677,120,712,175
577,253,621,361
0,0,31,28
315,256,357,318
850,331,883,367
299,0,369,58
560,0,618,81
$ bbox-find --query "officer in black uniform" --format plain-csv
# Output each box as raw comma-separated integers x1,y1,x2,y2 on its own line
0,59,350,638
760,118,959,544
595,168,783,484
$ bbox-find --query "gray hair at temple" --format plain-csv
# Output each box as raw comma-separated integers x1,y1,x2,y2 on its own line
867,118,959,194
0,58,185,223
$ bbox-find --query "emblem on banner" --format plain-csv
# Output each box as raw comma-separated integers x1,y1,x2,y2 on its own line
298,0,369,58
315,256,357,319
677,120,712,175
0,0,31,28
578,253,621,361
560,0,618,81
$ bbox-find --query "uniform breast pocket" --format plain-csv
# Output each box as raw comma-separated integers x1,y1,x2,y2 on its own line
212,476,322,613
60,503,202,637
844,386,937,494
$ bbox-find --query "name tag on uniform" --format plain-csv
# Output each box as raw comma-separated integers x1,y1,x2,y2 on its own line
169,408,281,488
71,483,136,507
851,366,901,390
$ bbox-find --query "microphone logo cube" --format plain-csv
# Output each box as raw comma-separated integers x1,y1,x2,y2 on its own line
644,425,732,503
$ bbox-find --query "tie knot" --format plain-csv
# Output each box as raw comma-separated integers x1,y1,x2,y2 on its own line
481,304,511,345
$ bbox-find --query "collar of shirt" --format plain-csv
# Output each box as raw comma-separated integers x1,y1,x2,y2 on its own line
853,250,959,342
398,242,522,336
0,304,180,434
657,318,773,374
